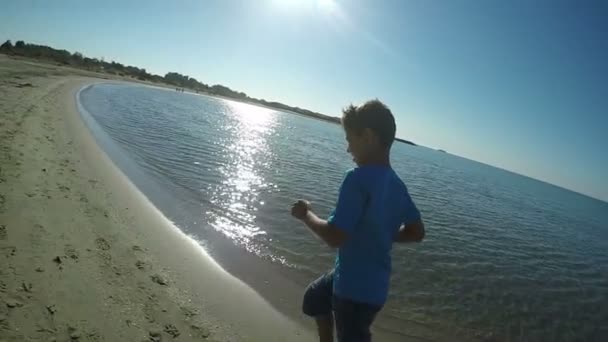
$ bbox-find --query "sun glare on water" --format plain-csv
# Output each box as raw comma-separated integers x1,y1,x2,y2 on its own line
205,98,279,260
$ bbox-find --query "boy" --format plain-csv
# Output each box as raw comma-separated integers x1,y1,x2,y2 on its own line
291,99,425,342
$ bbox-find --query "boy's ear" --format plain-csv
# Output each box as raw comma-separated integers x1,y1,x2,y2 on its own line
362,128,379,146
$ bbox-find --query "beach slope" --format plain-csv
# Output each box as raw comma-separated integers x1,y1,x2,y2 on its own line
0,55,312,341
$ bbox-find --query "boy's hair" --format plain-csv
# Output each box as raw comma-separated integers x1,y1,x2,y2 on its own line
341,99,396,149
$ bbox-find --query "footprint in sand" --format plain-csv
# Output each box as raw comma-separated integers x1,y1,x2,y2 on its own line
46,304,57,316
1,246,16,257
94,237,111,251
5,297,23,308
148,330,162,341
21,281,33,293
64,245,79,260
164,324,180,338
143,300,158,324
59,159,69,167
190,324,211,339
57,184,70,192
0,313,8,332
180,306,199,319
67,325,81,340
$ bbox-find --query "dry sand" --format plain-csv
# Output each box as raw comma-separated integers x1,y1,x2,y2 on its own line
0,55,314,341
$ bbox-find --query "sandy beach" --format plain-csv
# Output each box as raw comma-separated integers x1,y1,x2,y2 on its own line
0,55,314,341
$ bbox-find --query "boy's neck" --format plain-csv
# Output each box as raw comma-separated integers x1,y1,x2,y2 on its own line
358,152,391,167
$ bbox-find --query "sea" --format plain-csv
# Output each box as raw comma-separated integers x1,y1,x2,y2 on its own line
78,83,608,341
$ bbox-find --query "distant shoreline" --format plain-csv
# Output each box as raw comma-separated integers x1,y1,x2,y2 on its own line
7,53,601,203
0,39,418,146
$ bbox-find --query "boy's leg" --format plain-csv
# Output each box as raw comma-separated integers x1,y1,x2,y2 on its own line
302,270,335,342
315,314,334,342
333,295,381,342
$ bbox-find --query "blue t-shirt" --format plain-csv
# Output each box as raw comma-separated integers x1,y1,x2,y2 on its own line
328,166,420,306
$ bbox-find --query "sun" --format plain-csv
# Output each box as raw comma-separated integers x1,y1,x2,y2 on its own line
274,0,338,13
317,0,337,11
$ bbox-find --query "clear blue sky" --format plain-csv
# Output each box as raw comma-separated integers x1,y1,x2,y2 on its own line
2,0,607,201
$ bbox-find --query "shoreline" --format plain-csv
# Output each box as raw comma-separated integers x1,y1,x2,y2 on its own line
0,56,313,341
75,82,416,342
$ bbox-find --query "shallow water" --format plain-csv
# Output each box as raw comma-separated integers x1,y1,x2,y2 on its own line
79,83,608,341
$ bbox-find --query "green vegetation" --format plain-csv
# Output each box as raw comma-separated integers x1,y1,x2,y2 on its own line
0,39,416,146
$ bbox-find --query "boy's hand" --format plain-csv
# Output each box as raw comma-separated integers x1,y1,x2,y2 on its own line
291,200,311,220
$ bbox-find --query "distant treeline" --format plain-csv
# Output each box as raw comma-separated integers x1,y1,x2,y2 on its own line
0,39,416,145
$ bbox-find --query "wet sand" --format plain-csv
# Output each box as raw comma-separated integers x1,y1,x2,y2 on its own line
0,55,313,341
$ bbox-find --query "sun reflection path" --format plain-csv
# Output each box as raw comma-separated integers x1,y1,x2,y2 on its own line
205,99,288,264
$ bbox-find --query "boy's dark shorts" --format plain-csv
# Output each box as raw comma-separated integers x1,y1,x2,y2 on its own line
303,270,382,342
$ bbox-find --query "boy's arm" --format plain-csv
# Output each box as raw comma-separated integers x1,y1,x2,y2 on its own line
292,170,363,248
394,219,425,243
292,200,348,248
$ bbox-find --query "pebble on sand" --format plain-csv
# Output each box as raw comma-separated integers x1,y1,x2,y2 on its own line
46,305,57,315
149,330,162,342
150,274,168,286
5,298,23,308
68,326,81,340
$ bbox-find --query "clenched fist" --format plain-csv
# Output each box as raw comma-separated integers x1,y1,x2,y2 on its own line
291,200,311,220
